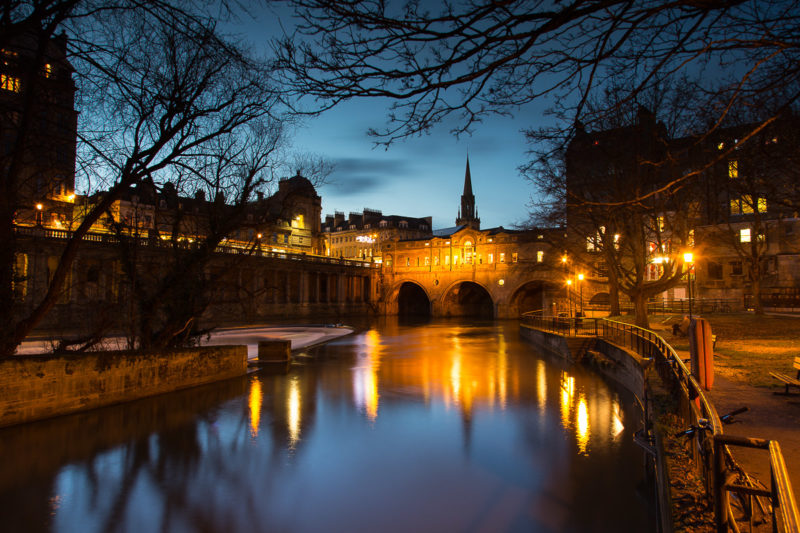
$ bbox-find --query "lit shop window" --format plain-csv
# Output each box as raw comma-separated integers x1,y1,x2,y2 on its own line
1,74,20,92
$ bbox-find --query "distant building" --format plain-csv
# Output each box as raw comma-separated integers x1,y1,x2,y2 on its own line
323,209,432,261
565,108,800,310
77,171,324,255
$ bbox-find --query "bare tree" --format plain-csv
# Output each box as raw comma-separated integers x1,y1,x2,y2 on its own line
1,2,285,356
275,0,800,151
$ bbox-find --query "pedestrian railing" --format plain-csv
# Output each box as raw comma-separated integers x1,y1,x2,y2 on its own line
14,225,378,269
521,313,800,533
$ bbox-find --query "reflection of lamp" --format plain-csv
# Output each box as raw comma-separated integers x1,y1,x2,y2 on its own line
684,252,694,318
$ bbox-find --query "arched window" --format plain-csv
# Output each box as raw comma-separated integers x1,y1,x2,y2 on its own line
463,240,473,264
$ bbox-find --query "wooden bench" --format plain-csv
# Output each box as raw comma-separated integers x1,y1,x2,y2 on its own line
769,356,800,395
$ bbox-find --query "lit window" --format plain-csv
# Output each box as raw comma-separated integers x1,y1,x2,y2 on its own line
445,255,450,265
536,251,544,263
499,253,506,263
740,228,751,242
405,257,410,266
434,256,439,266
488,253,493,264
657,216,665,232
1,74,20,92
728,160,738,179
424,256,430,266
512,252,518,263
44,63,52,78
757,198,767,213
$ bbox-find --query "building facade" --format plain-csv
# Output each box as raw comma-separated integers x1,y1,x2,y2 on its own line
323,208,432,262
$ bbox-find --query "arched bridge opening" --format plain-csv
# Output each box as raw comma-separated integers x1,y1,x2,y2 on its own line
442,281,494,318
510,281,553,317
398,282,431,317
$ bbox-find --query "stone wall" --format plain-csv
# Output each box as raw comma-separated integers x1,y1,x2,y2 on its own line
519,324,648,403
0,345,247,428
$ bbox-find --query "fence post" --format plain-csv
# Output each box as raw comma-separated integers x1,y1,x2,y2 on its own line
713,435,729,533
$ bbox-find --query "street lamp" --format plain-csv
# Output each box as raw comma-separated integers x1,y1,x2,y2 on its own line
566,278,573,316
683,252,694,318
577,273,585,316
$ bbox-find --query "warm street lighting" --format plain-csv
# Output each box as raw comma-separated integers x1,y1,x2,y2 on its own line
684,252,694,318
577,273,585,316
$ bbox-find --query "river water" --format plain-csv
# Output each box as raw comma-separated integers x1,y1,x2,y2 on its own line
0,319,653,532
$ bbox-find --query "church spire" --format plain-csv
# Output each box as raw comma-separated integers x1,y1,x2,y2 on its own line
456,156,480,229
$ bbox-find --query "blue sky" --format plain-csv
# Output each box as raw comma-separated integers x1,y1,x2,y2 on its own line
289,100,543,230
234,4,549,230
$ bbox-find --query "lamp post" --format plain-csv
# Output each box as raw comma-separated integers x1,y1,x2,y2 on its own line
684,252,694,318
566,278,573,316
578,273,585,316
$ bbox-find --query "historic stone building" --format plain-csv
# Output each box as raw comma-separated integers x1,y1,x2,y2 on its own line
378,158,572,318
565,109,800,312
322,208,432,261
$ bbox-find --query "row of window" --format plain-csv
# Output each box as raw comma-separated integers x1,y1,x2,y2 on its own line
395,251,520,267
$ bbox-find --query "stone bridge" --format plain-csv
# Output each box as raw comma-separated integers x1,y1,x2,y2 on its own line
379,262,603,319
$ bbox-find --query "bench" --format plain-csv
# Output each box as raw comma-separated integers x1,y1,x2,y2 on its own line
769,356,800,395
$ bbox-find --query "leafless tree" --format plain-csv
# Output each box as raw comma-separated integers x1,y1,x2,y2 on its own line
275,0,800,153
1,2,285,356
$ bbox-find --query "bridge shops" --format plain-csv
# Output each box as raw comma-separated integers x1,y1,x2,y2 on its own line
377,225,603,319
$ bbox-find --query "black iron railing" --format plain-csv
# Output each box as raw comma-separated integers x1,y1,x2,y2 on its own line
521,313,800,533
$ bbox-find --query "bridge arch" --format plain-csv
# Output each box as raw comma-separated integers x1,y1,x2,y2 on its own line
439,280,494,318
391,280,432,317
508,280,554,317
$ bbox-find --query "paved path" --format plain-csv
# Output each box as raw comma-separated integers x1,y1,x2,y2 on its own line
666,343,800,497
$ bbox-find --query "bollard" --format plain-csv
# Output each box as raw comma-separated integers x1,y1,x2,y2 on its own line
258,340,291,363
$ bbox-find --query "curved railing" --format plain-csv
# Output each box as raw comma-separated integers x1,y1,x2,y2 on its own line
521,313,799,533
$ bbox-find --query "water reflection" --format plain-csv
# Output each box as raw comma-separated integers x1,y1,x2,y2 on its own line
0,319,651,532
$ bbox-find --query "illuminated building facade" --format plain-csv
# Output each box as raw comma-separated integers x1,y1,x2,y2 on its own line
323,208,432,261
566,109,800,310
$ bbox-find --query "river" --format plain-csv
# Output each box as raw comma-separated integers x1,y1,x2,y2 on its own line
0,319,653,532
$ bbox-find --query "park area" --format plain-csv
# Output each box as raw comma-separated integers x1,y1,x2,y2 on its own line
649,313,800,389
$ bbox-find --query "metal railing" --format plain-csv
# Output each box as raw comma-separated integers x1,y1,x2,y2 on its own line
521,313,800,533
14,225,379,269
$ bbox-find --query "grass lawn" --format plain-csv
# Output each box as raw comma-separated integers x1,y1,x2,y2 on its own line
616,313,800,389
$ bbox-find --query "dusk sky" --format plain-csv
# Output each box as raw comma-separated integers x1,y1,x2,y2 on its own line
237,5,549,231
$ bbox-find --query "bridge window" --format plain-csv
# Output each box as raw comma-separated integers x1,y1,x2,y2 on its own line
424,256,430,266
537,251,544,263
513,252,519,263
488,253,494,264
445,255,450,266
499,253,505,263
406,257,410,266
434,256,439,266
463,241,473,264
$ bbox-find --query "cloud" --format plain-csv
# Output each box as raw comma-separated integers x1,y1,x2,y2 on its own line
322,157,413,194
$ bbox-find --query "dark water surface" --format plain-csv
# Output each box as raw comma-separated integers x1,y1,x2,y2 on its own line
0,319,653,532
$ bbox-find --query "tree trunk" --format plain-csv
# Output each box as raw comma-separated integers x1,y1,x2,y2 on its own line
608,267,621,317
632,292,650,329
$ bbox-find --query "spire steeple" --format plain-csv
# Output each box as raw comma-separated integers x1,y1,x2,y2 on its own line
456,156,480,229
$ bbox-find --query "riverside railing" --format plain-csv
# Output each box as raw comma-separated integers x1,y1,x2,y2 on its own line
521,313,800,533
